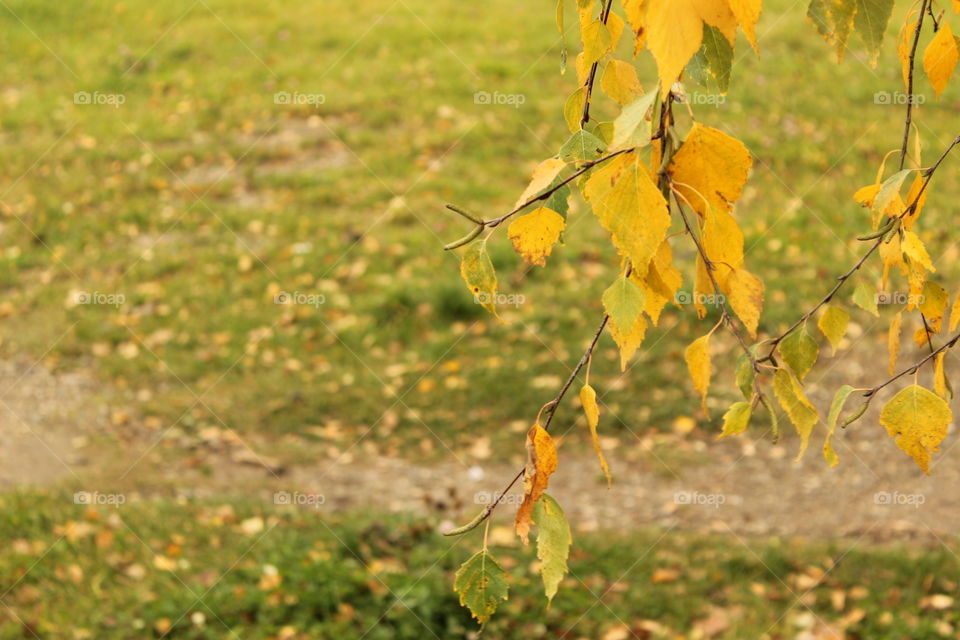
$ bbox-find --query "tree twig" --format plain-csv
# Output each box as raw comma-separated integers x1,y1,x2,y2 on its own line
579,0,614,129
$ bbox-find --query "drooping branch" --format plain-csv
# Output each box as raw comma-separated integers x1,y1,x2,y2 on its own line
898,0,928,173
760,133,960,362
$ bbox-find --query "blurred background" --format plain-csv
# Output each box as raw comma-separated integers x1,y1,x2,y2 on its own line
0,0,959,637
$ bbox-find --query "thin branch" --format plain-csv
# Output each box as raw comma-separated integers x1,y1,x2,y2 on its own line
579,0,614,129
898,0,928,173
761,133,960,360
861,329,960,404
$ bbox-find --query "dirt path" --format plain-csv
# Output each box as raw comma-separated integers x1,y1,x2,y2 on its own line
4,338,959,545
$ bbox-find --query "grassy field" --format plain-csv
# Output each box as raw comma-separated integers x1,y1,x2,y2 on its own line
0,0,957,455
1,490,959,639
1,0,960,636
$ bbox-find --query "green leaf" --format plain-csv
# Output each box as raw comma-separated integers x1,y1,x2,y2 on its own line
688,25,733,93
559,129,606,162
610,90,659,150
874,169,913,214
853,0,895,64
824,384,856,467
780,325,819,381
454,550,509,624
852,281,879,317
532,494,572,605
602,276,645,333
717,401,752,439
735,353,755,400
807,0,857,59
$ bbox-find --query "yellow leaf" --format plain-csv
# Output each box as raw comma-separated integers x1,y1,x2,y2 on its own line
923,22,959,98
903,173,927,229
606,11,626,50
727,0,761,51
694,0,738,45
898,18,916,92
582,19,612,65
668,123,752,218
773,369,819,460
949,293,960,332
515,423,559,543
853,182,880,208
645,0,704,90
879,384,951,473
621,0,649,52
507,207,566,267
684,333,712,412
703,208,745,289
609,313,648,371
460,242,499,317
888,310,903,375
726,268,764,338
515,158,567,208
920,281,949,323
817,305,850,354
579,384,612,486
583,153,670,273
601,59,643,105
934,353,949,400
693,253,712,318
717,401,752,439
903,230,935,273
564,87,587,132
633,240,683,326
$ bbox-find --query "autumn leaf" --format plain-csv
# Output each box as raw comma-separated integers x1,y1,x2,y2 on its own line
852,281,879,316
668,123,752,218
717,401,752,439
685,332,713,412
460,242,499,317
773,368,819,460
580,384,612,486
516,423,559,543
702,208,744,289
934,352,951,400
879,384,951,473
532,494,572,605
888,310,903,374
817,305,850,354
645,0,704,90
824,384,856,467
584,152,670,272
923,22,959,98
726,267,764,337
728,0,762,51
601,59,643,105
780,325,819,381
454,550,509,624
507,207,566,267
602,276,646,334
609,314,649,371
515,158,568,208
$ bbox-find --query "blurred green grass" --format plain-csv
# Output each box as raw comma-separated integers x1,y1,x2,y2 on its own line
1,490,959,639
